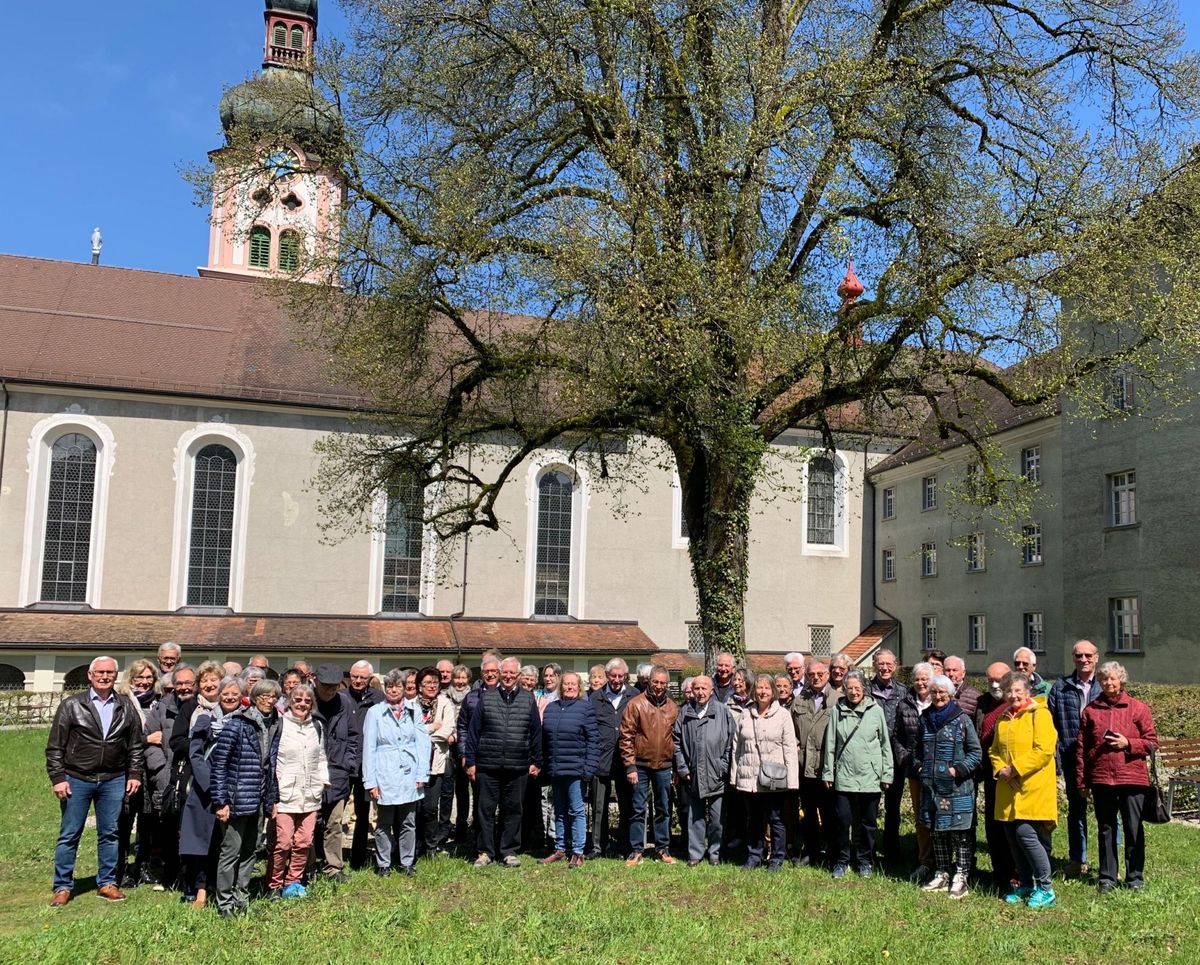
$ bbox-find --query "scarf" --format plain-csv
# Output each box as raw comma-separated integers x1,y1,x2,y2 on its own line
1005,697,1036,719
190,692,218,732
925,700,959,731
445,687,469,707
418,696,436,725
135,689,157,710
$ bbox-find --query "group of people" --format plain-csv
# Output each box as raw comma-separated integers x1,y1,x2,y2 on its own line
45,638,1161,914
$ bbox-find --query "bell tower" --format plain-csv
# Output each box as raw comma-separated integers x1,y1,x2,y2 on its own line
200,0,343,286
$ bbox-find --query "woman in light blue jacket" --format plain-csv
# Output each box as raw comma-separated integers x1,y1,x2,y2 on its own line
363,669,432,877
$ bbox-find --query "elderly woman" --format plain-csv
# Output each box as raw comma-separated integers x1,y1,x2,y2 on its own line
441,665,471,849
990,671,1059,909
264,684,328,899
731,674,799,872
209,678,279,917
915,675,982,899
894,660,935,880
414,667,455,857
178,672,242,908
822,669,892,879
114,658,159,888
541,672,600,867
518,665,540,692
363,668,431,877
1077,661,1159,893
674,675,734,867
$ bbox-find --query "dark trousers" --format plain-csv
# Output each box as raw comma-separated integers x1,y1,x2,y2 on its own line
155,808,183,890
880,776,905,858
417,774,443,855
1063,766,1091,864
1093,784,1147,886
983,777,1017,885
522,774,546,853
475,768,528,859
746,791,787,865
833,791,879,869
440,754,468,842
629,765,672,855
799,777,835,864
780,789,800,859
350,778,372,869
590,773,633,856
722,785,748,862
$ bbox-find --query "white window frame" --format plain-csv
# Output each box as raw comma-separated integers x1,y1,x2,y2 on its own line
367,484,438,616
1109,470,1137,527
1110,596,1142,653
968,614,987,653
966,532,986,572
921,615,938,650
921,475,938,511
1022,523,1043,565
523,460,590,619
19,410,117,607
921,541,937,577
670,472,689,549
881,486,895,520
801,450,849,557
1021,446,1041,485
168,421,255,611
1023,611,1045,653
881,548,896,582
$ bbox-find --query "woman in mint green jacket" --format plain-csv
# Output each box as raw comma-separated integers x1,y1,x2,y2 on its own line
822,670,893,880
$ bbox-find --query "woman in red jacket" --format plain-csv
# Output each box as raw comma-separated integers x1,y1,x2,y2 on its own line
1076,661,1159,893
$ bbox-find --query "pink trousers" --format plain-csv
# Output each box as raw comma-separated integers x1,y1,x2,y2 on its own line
268,810,317,889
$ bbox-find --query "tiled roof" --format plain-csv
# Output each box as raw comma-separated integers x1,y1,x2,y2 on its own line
0,609,658,657
841,620,898,665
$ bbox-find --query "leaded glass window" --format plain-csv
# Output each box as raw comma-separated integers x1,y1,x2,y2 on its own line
40,433,97,602
807,456,835,544
534,471,573,616
382,477,424,614
187,444,237,607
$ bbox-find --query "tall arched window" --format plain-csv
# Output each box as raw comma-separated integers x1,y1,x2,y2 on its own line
290,25,304,48
63,665,90,692
806,456,836,545
273,22,287,46
187,444,238,607
278,231,300,272
248,226,271,268
0,664,26,691
381,477,425,614
40,433,98,602
534,471,573,616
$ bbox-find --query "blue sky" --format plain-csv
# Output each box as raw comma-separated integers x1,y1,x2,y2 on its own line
1,1,1197,278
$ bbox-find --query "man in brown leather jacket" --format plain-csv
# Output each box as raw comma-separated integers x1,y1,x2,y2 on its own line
619,665,678,865
45,655,145,907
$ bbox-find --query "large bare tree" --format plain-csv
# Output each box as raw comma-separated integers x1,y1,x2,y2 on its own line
232,0,1200,664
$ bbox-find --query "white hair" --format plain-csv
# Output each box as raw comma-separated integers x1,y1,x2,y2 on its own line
89,655,117,672
500,657,522,671
829,653,850,669
911,661,934,680
157,642,181,656
351,660,374,674
605,658,628,673
784,652,803,665
944,655,965,672
1013,647,1037,665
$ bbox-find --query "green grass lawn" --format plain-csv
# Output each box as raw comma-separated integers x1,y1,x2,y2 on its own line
3,727,1198,964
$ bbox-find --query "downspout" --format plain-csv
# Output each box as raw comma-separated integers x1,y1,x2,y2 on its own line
0,381,9,523
448,443,472,664
867,474,903,666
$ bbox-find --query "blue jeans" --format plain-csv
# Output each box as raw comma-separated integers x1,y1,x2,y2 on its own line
629,765,672,856
551,777,588,855
54,774,125,892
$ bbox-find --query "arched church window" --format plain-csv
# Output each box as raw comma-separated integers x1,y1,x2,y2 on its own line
187,444,238,607
40,433,98,602
248,226,271,269
533,471,573,616
278,231,301,272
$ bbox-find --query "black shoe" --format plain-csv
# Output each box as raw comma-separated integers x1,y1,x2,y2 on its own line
374,866,392,878
326,870,350,884
119,871,139,889
267,888,283,901
708,856,720,867
1099,881,1117,894
403,866,417,878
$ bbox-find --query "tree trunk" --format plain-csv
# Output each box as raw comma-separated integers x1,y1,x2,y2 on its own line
680,441,762,673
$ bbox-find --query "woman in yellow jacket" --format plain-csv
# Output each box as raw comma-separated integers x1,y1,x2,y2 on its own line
989,671,1059,909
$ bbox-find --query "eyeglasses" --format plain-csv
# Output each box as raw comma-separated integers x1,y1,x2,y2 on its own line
1073,653,1097,661
91,670,117,676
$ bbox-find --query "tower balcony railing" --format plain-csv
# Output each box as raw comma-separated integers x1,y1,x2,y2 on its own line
266,45,309,67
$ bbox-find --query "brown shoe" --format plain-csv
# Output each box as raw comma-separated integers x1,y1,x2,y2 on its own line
568,854,584,869
539,850,567,865
96,884,126,902
49,890,71,908
659,853,677,865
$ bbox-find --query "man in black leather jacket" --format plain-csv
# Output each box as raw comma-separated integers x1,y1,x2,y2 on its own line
45,656,145,907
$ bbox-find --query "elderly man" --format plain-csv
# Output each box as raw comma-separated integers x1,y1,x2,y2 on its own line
944,656,981,717
975,661,1016,889
673,675,733,866
828,653,850,692
1013,648,1051,698
223,660,243,677
313,663,362,883
293,660,314,685
464,657,543,867
1049,639,1102,877
436,659,455,691
143,663,196,890
711,652,737,704
45,656,145,906
869,648,908,861
793,660,836,867
456,655,500,853
346,660,384,870
785,652,806,697
588,658,639,858
248,654,270,673
620,665,679,865
157,643,181,677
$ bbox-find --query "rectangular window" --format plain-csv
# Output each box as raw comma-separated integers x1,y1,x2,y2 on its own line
968,614,987,653
922,475,938,511
881,548,895,582
882,487,895,520
1023,611,1044,653
1022,524,1043,565
921,616,937,650
1111,369,1136,411
965,463,997,504
921,541,937,577
809,625,833,657
966,532,986,572
1110,597,1142,653
1109,470,1137,527
686,621,704,655
1022,446,1041,485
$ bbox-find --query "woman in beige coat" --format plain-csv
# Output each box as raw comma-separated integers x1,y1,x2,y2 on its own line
730,674,799,871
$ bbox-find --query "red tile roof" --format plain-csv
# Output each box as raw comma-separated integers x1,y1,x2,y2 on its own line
0,609,658,657
841,620,898,665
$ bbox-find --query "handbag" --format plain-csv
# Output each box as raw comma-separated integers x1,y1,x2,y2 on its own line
161,753,192,817
753,716,789,791
1144,748,1171,824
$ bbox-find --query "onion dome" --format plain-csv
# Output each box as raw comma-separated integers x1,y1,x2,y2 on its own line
267,0,318,26
837,261,865,305
219,68,340,154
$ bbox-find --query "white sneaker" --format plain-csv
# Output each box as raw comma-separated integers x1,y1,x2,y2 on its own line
948,872,969,900
920,870,951,892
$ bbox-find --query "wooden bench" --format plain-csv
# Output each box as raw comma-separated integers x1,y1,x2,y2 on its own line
1158,737,1200,817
